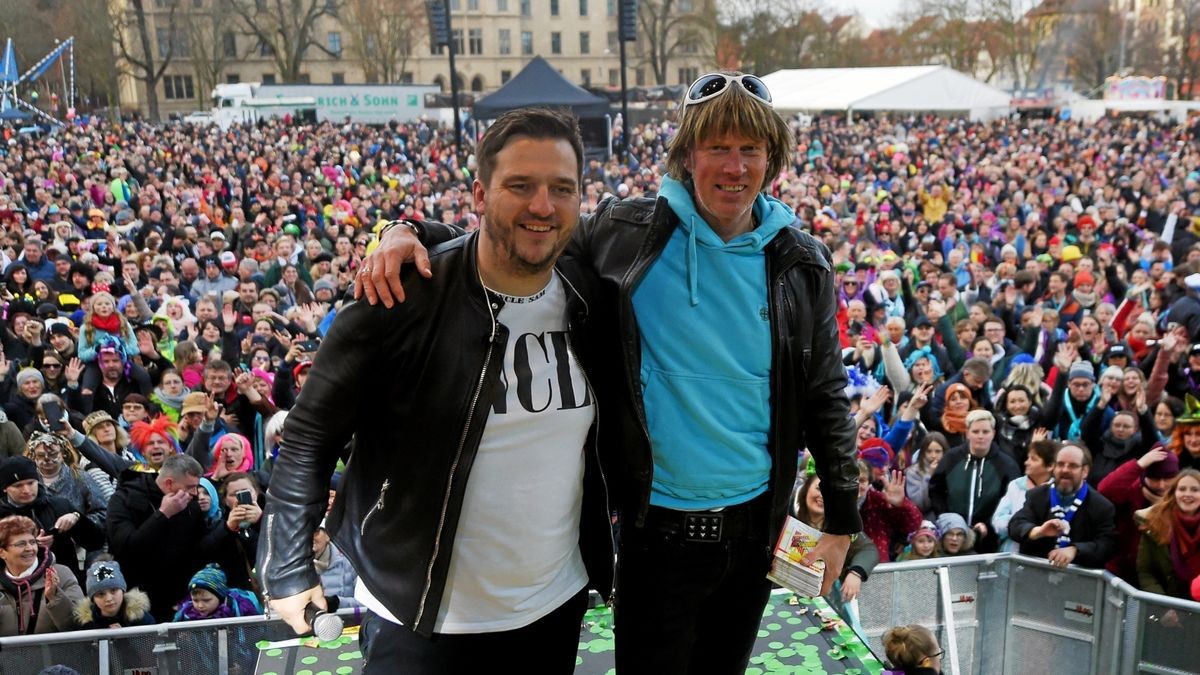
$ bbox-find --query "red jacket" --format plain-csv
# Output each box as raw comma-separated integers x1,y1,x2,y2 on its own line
859,488,923,563
1097,458,1150,584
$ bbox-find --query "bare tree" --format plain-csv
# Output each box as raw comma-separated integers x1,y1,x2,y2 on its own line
109,0,179,120
1167,0,1200,99
182,1,240,107
341,0,425,83
638,0,708,85
228,0,342,82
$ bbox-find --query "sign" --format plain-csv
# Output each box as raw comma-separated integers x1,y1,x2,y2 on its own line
1104,76,1167,101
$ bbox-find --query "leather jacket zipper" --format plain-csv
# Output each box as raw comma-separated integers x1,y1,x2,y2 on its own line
360,479,390,536
261,512,276,603
415,293,501,628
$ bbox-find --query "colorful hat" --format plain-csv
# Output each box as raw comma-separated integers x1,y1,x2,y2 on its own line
86,560,127,597
1178,394,1200,426
188,564,229,600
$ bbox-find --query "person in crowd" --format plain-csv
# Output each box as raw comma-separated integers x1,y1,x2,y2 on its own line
25,430,106,533
212,472,263,596
856,459,922,562
905,432,947,519
992,435,1057,553
172,564,260,621
313,520,360,610
993,385,1043,465
1170,396,1200,471
932,382,977,447
1043,354,1100,441
897,521,939,562
1099,445,1181,585
882,623,944,675
1081,386,1157,486
358,78,861,673
0,515,83,636
1009,444,1119,569
930,410,1021,553
72,559,155,629
1137,469,1200,598
106,454,225,622
790,472,878,611
934,512,976,557
78,411,135,503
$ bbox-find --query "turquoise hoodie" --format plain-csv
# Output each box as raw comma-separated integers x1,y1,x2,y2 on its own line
632,175,795,509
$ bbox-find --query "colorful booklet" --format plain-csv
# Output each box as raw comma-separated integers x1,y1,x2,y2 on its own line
767,516,826,597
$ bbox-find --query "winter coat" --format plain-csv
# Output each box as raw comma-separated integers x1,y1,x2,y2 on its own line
859,489,923,562
1137,528,1200,599
1097,458,1155,585
41,464,108,531
0,485,106,582
72,588,156,629
316,542,360,609
929,444,1021,553
1009,484,1118,568
1082,405,1156,487
992,476,1038,553
0,548,83,636
904,464,935,519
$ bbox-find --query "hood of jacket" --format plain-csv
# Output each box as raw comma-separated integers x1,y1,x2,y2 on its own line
658,175,794,306
73,588,151,626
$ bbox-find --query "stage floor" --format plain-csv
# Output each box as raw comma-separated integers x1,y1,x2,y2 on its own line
255,590,885,674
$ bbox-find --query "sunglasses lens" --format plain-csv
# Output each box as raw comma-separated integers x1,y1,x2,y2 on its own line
741,76,772,103
688,74,729,101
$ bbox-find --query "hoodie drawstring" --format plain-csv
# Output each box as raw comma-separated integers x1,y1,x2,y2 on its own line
686,215,699,306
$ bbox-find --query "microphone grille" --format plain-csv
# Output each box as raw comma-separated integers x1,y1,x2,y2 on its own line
312,612,344,642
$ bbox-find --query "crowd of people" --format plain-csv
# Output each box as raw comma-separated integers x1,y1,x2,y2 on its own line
0,102,1198,654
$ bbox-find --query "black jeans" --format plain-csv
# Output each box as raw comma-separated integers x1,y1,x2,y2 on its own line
614,495,774,674
358,587,588,674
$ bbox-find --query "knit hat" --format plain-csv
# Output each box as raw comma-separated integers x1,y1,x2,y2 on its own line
1061,245,1083,262
0,456,39,489
1144,448,1180,479
86,560,127,597
935,512,976,550
82,410,116,436
181,392,208,417
14,368,44,388
188,564,229,600
1074,270,1095,287
1100,365,1124,381
909,520,938,543
293,360,313,379
858,438,895,470
1067,361,1095,382
313,278,336,294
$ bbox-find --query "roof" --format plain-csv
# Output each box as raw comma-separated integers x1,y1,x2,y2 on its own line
473,56,610,119
760,66,1011,115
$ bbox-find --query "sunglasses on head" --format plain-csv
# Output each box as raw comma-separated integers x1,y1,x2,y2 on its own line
684,73,772,108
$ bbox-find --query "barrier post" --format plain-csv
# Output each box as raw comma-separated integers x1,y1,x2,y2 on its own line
938,565,962,675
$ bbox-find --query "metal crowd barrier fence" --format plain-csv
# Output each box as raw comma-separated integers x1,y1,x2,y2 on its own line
3,554,1198,674
855,553,1200,675
0,607,363,675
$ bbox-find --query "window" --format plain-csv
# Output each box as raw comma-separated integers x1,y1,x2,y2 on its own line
332,72,345,84
226,73,241,84
607,30,617,51
450,0,460,8
678,67,698,85
550,0,559,15
520,0,531,16
325,0,338,14
497,0,507,9
366,72,379,83
551,31,561,54
678,0,692,10
607,0,616,15
635,68,644,85
328,31,342,57
580,31,590,54
581,69,591,86
156,28,190,58
501,69,512,83
609,68,618,86
468,0,479,8
259,40,274,57
468,28,483,55
163,75,195,100
498,29,511,55
296,73,311,83
521,31,533,55
400,72,414,83
579,0,587,15
222,32,237,58
452,28,464,54
262,73,276,84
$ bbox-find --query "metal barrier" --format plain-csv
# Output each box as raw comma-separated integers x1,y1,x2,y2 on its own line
0,607,362,675
855,553,1200,675
3,555,1198,674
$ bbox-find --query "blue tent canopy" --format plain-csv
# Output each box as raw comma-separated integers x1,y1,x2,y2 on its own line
473,56,610,119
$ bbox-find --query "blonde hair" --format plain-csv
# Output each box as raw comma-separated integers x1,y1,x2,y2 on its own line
1002,363,1047,405
665,73,792,191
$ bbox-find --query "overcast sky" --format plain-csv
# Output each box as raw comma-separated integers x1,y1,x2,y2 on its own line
841,0,907,28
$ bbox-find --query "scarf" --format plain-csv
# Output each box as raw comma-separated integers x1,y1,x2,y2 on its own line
1064,388,1099,440
313,543,333,574
1072,288,1097,308
1,546,52,634
1049,482,1089,548
153,386,188,413
1169,510,1200,583
91,313,121,334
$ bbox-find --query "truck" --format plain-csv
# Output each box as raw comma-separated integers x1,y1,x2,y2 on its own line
210,82,442,128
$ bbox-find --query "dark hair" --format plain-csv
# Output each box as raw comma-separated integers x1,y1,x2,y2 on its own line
220,471,261,500
790,473,821,526
205,358,232,374
1058,443,1093,468
476,108,584,188
1028,439,1058,467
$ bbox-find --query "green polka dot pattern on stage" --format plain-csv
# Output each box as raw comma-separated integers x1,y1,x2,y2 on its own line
255,590,884,674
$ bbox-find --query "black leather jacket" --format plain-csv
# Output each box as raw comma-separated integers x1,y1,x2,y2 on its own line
259,232,615,637
417,195,862,539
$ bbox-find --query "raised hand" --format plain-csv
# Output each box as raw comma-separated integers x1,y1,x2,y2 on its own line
882,470,906,507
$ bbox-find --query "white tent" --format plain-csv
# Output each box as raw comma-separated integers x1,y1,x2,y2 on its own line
761,66,1011,120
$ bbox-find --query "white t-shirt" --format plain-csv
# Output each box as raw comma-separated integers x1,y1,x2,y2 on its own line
356,273,594,633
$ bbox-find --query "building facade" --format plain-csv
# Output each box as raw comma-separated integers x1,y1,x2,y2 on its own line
111,0,713,118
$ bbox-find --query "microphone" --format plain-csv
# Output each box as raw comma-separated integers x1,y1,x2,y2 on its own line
303,598,344,642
